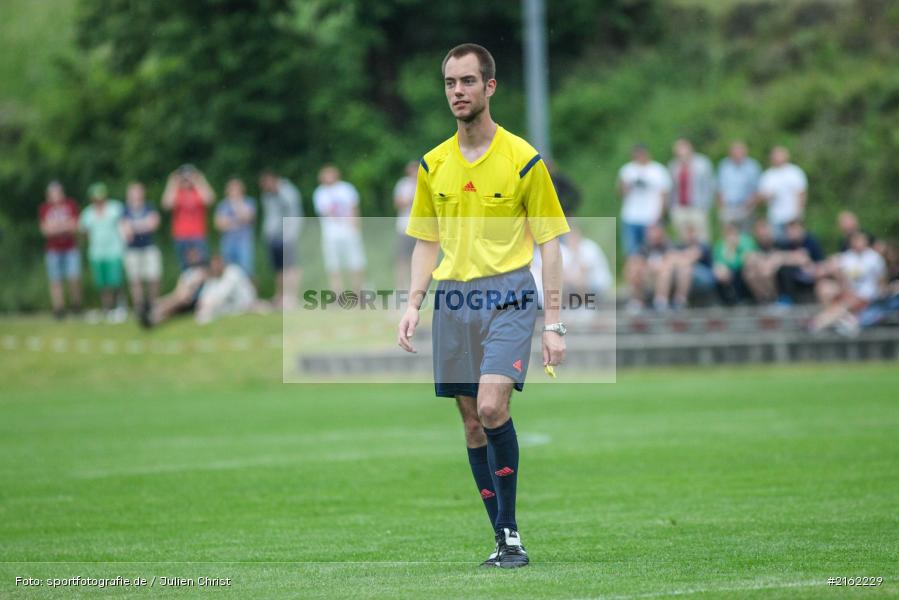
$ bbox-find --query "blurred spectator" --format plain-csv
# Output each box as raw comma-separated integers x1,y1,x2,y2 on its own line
617,144,671,257
140,247,208,328
717,141,761,232
758,146,807,240
260,169,302,309
78,183,127,323
742,219,781,303
313,164,366,293
713,222,757,305
215,177,257,278
561,222,612,303
195,255,260,324
625,224,671,313
836,210,875,253
120,182,162,319
162,164,215,270
668,138,714,242
658,225,715,310
39,181,82,319
773,220,825,306
811,231,885,333
393,160,418,292
854,281,899,331
546,159,582,215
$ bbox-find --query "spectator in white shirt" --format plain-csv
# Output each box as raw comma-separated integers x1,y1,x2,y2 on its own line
758,146,807,240
562,223,613,303
811,231,886,333
617,144,672,257
313,164,366,293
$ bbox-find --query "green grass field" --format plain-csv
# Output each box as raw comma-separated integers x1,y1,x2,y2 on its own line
1,316,897,599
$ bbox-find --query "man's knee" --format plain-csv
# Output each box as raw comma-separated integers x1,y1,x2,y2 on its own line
477,400,508,427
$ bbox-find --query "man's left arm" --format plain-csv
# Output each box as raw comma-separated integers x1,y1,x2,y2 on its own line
539,236,565,368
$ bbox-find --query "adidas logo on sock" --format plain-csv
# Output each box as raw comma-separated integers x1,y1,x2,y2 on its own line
495,466,515,477
480,488,496,499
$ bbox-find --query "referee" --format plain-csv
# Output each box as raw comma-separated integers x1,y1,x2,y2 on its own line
397,43,569,568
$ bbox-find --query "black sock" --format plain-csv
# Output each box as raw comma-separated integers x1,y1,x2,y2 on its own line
467,445,498,529
485,418,519,532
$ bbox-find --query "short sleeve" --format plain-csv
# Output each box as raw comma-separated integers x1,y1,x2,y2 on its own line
405,163,438,241
520,157,569,244
657,164,673,192
758,171,772,196
312,188,325,216
795,167,808,191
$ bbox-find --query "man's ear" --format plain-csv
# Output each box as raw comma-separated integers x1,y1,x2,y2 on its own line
485,78,497,98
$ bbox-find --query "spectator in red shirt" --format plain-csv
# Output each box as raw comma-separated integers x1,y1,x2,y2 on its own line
161,164,215,270
38,181,82,319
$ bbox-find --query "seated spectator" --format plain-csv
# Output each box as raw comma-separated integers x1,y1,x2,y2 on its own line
141,247,209,328
625,224,671,313
854,281,899,331
39,181,82,319
773,220,825,306
713,222,757,305
120,182,162,320
195,255,260,324
811,231,886,333
836,210,875,253
658,225,715,310
79,182,127,323
561,222,613,304
741,219,781,303
215,177,257,278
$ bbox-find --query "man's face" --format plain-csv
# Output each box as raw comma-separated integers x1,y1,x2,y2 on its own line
260,174,277,192
226,179,244,198
730,143,747,161
754,222,773,244
444,53,494,123
838,212,857,234
787,223,803,242
47,184,64,203
771,147,789,167
319,168,338,186
126,184,144,206
632,148,650,164
673,140,692,161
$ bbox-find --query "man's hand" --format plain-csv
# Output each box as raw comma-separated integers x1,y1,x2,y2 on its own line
397,306,420,353
542,330,565,367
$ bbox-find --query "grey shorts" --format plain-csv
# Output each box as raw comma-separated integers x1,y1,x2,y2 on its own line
432,266,538,398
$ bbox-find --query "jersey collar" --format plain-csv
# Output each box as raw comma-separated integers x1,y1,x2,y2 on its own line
455,125,503,168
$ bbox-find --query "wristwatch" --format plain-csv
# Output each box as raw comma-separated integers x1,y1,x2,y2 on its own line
543,322,567,336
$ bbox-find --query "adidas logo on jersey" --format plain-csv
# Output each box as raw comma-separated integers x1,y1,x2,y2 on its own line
462,180,477,192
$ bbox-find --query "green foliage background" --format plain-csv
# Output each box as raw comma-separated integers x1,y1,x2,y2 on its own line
1,0,897,311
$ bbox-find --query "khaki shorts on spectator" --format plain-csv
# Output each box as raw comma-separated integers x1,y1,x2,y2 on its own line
125,246,163,282
670,206,709,241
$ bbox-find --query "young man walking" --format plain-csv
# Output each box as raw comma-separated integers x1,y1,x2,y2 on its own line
397,43,569,569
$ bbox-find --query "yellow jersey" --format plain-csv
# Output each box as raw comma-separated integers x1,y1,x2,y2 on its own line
406,125,569,281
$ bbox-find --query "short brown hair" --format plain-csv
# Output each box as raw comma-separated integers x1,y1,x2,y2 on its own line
442,43,496,83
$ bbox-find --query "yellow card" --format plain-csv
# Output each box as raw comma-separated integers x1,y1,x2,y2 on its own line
544,364,556,378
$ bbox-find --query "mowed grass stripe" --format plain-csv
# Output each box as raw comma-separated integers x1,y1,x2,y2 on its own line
1,316,897,598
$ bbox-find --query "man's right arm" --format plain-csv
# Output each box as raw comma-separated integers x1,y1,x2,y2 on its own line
398,239,439,353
